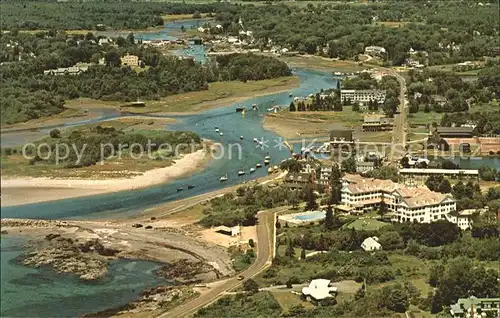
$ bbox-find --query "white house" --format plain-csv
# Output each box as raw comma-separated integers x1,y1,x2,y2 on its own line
302,279,338,302
364,46,386,55
361,236,382,251
216,225,240,237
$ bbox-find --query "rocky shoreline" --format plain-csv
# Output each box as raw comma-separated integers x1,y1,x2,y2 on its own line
20,234,118,281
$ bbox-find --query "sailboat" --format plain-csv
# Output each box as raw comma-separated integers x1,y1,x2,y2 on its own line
238,169,245,176
240,136,244,140
220,175,228,182
256,163,262,168
250,167,256,173
264,153,271,160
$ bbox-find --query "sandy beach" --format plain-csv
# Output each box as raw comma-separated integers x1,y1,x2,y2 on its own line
1,149,209,207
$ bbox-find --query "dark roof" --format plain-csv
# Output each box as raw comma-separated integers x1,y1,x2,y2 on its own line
436,127,474,134
330,124,353,141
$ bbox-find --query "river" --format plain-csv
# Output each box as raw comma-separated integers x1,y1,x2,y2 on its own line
0,20,338,317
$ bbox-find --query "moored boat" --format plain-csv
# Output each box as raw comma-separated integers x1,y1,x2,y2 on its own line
256,163,262,168
238,169,245,176
177,187,184,192
188,185,195,189
220,175,228,182
250,168,256,173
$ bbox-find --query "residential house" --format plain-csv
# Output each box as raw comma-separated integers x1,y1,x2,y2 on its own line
301,279,338,303
43,65,88,76
361,236,382,251
364,46,386,56
282,172,314,190
450,296,500,318
356,161,375,174
121,54,140,66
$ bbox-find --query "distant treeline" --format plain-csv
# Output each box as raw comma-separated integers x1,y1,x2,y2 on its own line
0,1,230,30
0,32,291,124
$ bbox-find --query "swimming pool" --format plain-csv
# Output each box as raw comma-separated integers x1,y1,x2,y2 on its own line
294,210,326,221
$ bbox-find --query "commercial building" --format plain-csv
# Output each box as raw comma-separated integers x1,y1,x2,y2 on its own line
339,174,457,224
361,237,382,251
450,296,500,318
436,126,475,138
362,115,393,131
341,89,386,104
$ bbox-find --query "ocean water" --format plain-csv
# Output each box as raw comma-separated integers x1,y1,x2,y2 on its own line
0,236,169,317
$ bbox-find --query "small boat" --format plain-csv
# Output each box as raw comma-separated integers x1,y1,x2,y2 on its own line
289,92,293,97
188,185,195,189
273,165,279,170
219,132,224,136
215,128,220,132
238,169,245,176
268,167,274,173
264,154,271,160
177,187,184,192
250,168,256,173
235,107,246,112
251,104,258,110
214,126,218,129
264,159,270,165
253,138,258,143
220,175,228,182
256,163,262,168
240,136,244,140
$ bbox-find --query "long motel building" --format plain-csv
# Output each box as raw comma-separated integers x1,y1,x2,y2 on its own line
338,174,457,224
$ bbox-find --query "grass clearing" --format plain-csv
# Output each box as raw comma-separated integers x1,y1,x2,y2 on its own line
342,218,389,231
279,55,369,72
271,292,315,312
407,111,443,126
128,76,299,114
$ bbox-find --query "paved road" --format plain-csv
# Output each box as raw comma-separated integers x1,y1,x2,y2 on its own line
158,208,281,318
387,69,407,162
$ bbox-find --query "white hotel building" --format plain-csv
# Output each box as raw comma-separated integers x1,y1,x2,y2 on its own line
339,174,457,224
340,89,386,104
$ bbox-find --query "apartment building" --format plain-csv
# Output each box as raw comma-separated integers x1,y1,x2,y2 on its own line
339,174,457,224
341,89,386,104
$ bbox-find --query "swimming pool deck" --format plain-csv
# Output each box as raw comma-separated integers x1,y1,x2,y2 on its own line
278,210,326,225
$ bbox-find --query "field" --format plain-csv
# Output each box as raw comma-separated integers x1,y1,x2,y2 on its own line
407,111,443,126
279,55,369,72
271,291,315,313
263,109,363,139
127,76,299,114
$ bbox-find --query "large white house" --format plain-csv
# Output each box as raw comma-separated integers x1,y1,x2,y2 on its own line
339,174,457,224
340,89,386,104
302,279,338,302
361,237,382,251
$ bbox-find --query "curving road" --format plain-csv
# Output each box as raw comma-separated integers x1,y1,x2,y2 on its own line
158,207,285,318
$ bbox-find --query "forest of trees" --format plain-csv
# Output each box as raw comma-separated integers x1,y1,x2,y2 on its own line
406,61,499,117
0,32,290,124
215,1,499,65
0,1,228,30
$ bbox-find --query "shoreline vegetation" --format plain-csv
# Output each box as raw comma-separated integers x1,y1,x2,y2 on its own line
1,118,214,207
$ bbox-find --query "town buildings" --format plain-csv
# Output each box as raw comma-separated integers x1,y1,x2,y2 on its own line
341,89,386,104
449,296,500,318
338,174,457,224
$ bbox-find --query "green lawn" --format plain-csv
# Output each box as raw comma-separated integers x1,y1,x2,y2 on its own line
407,112,443,126
342,218,390,231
